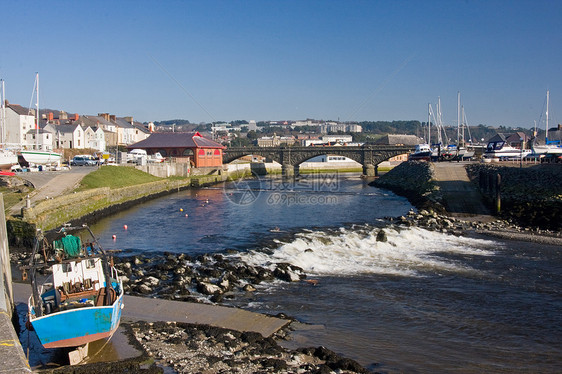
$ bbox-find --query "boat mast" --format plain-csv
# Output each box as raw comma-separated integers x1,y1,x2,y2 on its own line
461,105,465,144
35,72,39,150
546,90,549,143
1,79,5,146
457,91,461,146
427,103,431,148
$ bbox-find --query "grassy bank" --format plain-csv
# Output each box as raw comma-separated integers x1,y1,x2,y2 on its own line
75,165,164,191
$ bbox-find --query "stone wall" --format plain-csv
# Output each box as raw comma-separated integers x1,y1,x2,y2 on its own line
466,164,562,229
136,163,191,178
370,161,445,213
22,179,193,231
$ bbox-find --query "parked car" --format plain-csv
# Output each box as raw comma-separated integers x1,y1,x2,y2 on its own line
71,155,97,166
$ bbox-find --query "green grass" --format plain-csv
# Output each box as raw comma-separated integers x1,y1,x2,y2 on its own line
1,186,31,212
75,165,163,191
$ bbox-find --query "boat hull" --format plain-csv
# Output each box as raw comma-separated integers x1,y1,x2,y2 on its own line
30,293,123,349
0,150,18,171
19,150,62,165
408,151,432,161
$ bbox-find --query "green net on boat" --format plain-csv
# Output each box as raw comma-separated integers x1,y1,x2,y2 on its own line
53,235,82,257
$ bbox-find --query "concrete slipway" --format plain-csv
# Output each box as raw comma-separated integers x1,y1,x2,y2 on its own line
12,282,289,338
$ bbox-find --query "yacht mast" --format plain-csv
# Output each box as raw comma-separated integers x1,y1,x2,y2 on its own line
427,103,431,147
457,91,461,146
546,90,549,143
1,79,5,146
35,72,39,149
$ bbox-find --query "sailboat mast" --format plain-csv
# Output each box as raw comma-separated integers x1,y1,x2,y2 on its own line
1,79,5,146
35,72,39,149
427,103,431,147
457,91,461,145
546,90,549,143
461,105,465,144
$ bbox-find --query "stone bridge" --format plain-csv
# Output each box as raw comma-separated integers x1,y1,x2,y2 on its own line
223,145,415,176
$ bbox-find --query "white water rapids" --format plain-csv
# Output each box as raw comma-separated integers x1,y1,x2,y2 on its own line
237,225,499,277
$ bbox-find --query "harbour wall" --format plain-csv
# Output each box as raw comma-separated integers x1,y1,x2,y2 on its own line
372,160,562,230
369,161,446,213
465,163,562,230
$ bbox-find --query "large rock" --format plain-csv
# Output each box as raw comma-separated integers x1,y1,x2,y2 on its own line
197,282,222,295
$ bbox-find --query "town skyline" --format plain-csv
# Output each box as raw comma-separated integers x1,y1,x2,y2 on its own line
1,1,561,129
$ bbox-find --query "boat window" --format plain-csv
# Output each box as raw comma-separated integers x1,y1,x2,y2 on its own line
62,263,72,273
85,259,96,269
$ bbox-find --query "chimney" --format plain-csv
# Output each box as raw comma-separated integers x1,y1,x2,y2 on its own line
558,124,561,130
98,113,110,121
124,116,133,124
48,112,54,121
74,113,79,121
109,115,116,122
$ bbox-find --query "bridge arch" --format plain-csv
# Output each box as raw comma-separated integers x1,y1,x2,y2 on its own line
223,145,415,176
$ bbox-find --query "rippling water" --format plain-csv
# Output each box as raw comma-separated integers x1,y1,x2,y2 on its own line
91,174,562,373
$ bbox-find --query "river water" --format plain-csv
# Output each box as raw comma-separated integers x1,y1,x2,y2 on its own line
91,173,562,373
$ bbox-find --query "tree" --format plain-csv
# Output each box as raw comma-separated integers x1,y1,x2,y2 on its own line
246,130,258,140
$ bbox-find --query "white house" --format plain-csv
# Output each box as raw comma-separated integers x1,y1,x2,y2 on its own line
55,124,85,149
24,124,56,151
4,104,35,147
84,126,106,151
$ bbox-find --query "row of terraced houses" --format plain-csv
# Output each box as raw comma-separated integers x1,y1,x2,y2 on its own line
3,102,151,152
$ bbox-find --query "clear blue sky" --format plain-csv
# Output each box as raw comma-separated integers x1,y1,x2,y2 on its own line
1,0,561,128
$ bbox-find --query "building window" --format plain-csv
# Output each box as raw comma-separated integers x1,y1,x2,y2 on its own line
183,149,194,156
158,149,167,157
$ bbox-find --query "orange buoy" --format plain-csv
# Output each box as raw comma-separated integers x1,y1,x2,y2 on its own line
180,208,184,212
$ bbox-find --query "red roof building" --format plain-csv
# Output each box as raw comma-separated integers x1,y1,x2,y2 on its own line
127,132,225,168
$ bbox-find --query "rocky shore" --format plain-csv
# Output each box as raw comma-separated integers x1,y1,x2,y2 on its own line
372,160,562,232
369,161,446,213
129,321,367,373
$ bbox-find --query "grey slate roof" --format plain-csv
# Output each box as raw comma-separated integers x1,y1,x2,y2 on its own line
54,124,81,134
114,118,135,128
7,104,31,116
127,132,225,149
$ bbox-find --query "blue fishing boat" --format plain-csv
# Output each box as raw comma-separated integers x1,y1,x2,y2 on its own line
26,225,124,349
